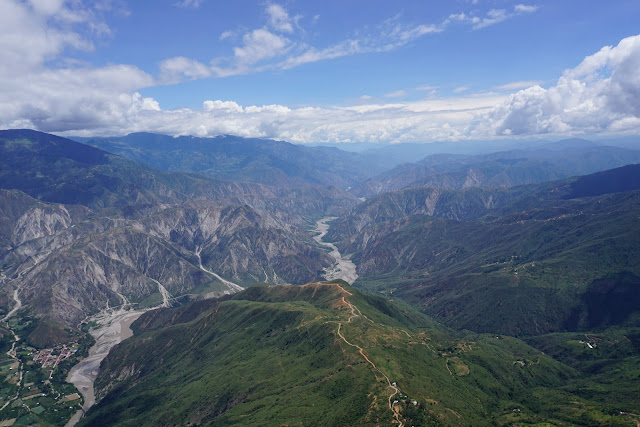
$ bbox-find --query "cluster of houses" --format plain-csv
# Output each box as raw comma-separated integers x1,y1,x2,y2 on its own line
31,345,77,368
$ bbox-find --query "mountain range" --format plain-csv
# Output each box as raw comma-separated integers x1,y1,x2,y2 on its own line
351,139,640,198
75,133,387,189
81,282,592,426
0,130,356,345
1,129,639,426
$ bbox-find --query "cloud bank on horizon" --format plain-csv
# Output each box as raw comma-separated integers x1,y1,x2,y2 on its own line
1,0,639,143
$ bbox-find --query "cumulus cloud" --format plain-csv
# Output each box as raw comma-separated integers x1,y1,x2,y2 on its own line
203,100,243,113
0,0,154,133
233,29,290,65
0,0,97,70
46,93,504,142
54,34,640,142
473,34,640,137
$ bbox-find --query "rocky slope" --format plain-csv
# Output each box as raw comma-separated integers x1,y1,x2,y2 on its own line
0,131,345,342
325,186,521,244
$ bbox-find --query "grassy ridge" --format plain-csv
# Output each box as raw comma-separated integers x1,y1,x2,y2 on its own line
77,282,634,426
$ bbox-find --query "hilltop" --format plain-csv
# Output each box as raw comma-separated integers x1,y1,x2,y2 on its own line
80,281,602,426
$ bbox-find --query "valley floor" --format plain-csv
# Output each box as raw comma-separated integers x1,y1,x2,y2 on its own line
66,308,145,427
313,217,358,284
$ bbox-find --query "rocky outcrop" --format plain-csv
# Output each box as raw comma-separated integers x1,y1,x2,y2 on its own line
326,186,514,248
0,131,346,331
1,199,333,328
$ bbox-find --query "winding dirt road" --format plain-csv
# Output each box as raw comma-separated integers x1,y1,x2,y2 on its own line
334,286,404,426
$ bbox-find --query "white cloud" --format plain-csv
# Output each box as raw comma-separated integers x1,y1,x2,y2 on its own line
203,100,243,113
0,0,98,70
278,39,361,69
447,4,538,30
474,9,509,29
514,4,538,14
219,30,234,41
50,34,640,143
233,29,289,65
495,80,544,90
159,57,211,83
1,1,638,144
453,86,469,93
473,34,640,137
266,4,293,33
175,0,203,8
0,0,153,133
148,2,538,84
45,93,504,142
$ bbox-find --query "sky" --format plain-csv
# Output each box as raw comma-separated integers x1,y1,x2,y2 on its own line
1,0,640,144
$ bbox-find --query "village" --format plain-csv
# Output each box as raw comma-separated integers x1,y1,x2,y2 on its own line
0,329,84,426
31,345,77,370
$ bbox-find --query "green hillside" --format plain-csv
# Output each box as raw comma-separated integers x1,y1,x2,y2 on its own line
334,166,640,337
76,281,640,426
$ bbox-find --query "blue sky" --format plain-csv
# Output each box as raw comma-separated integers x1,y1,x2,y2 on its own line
1,0,640,143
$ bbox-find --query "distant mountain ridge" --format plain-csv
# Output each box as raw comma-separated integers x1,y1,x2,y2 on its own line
351,139,640,198
75,132,388,188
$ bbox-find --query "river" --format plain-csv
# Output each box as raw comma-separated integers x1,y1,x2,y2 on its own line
313,217,358,285
65,308,145,427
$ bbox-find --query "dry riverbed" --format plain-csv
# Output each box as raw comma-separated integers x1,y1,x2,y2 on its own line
313,217,358,285
65,308,145,426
